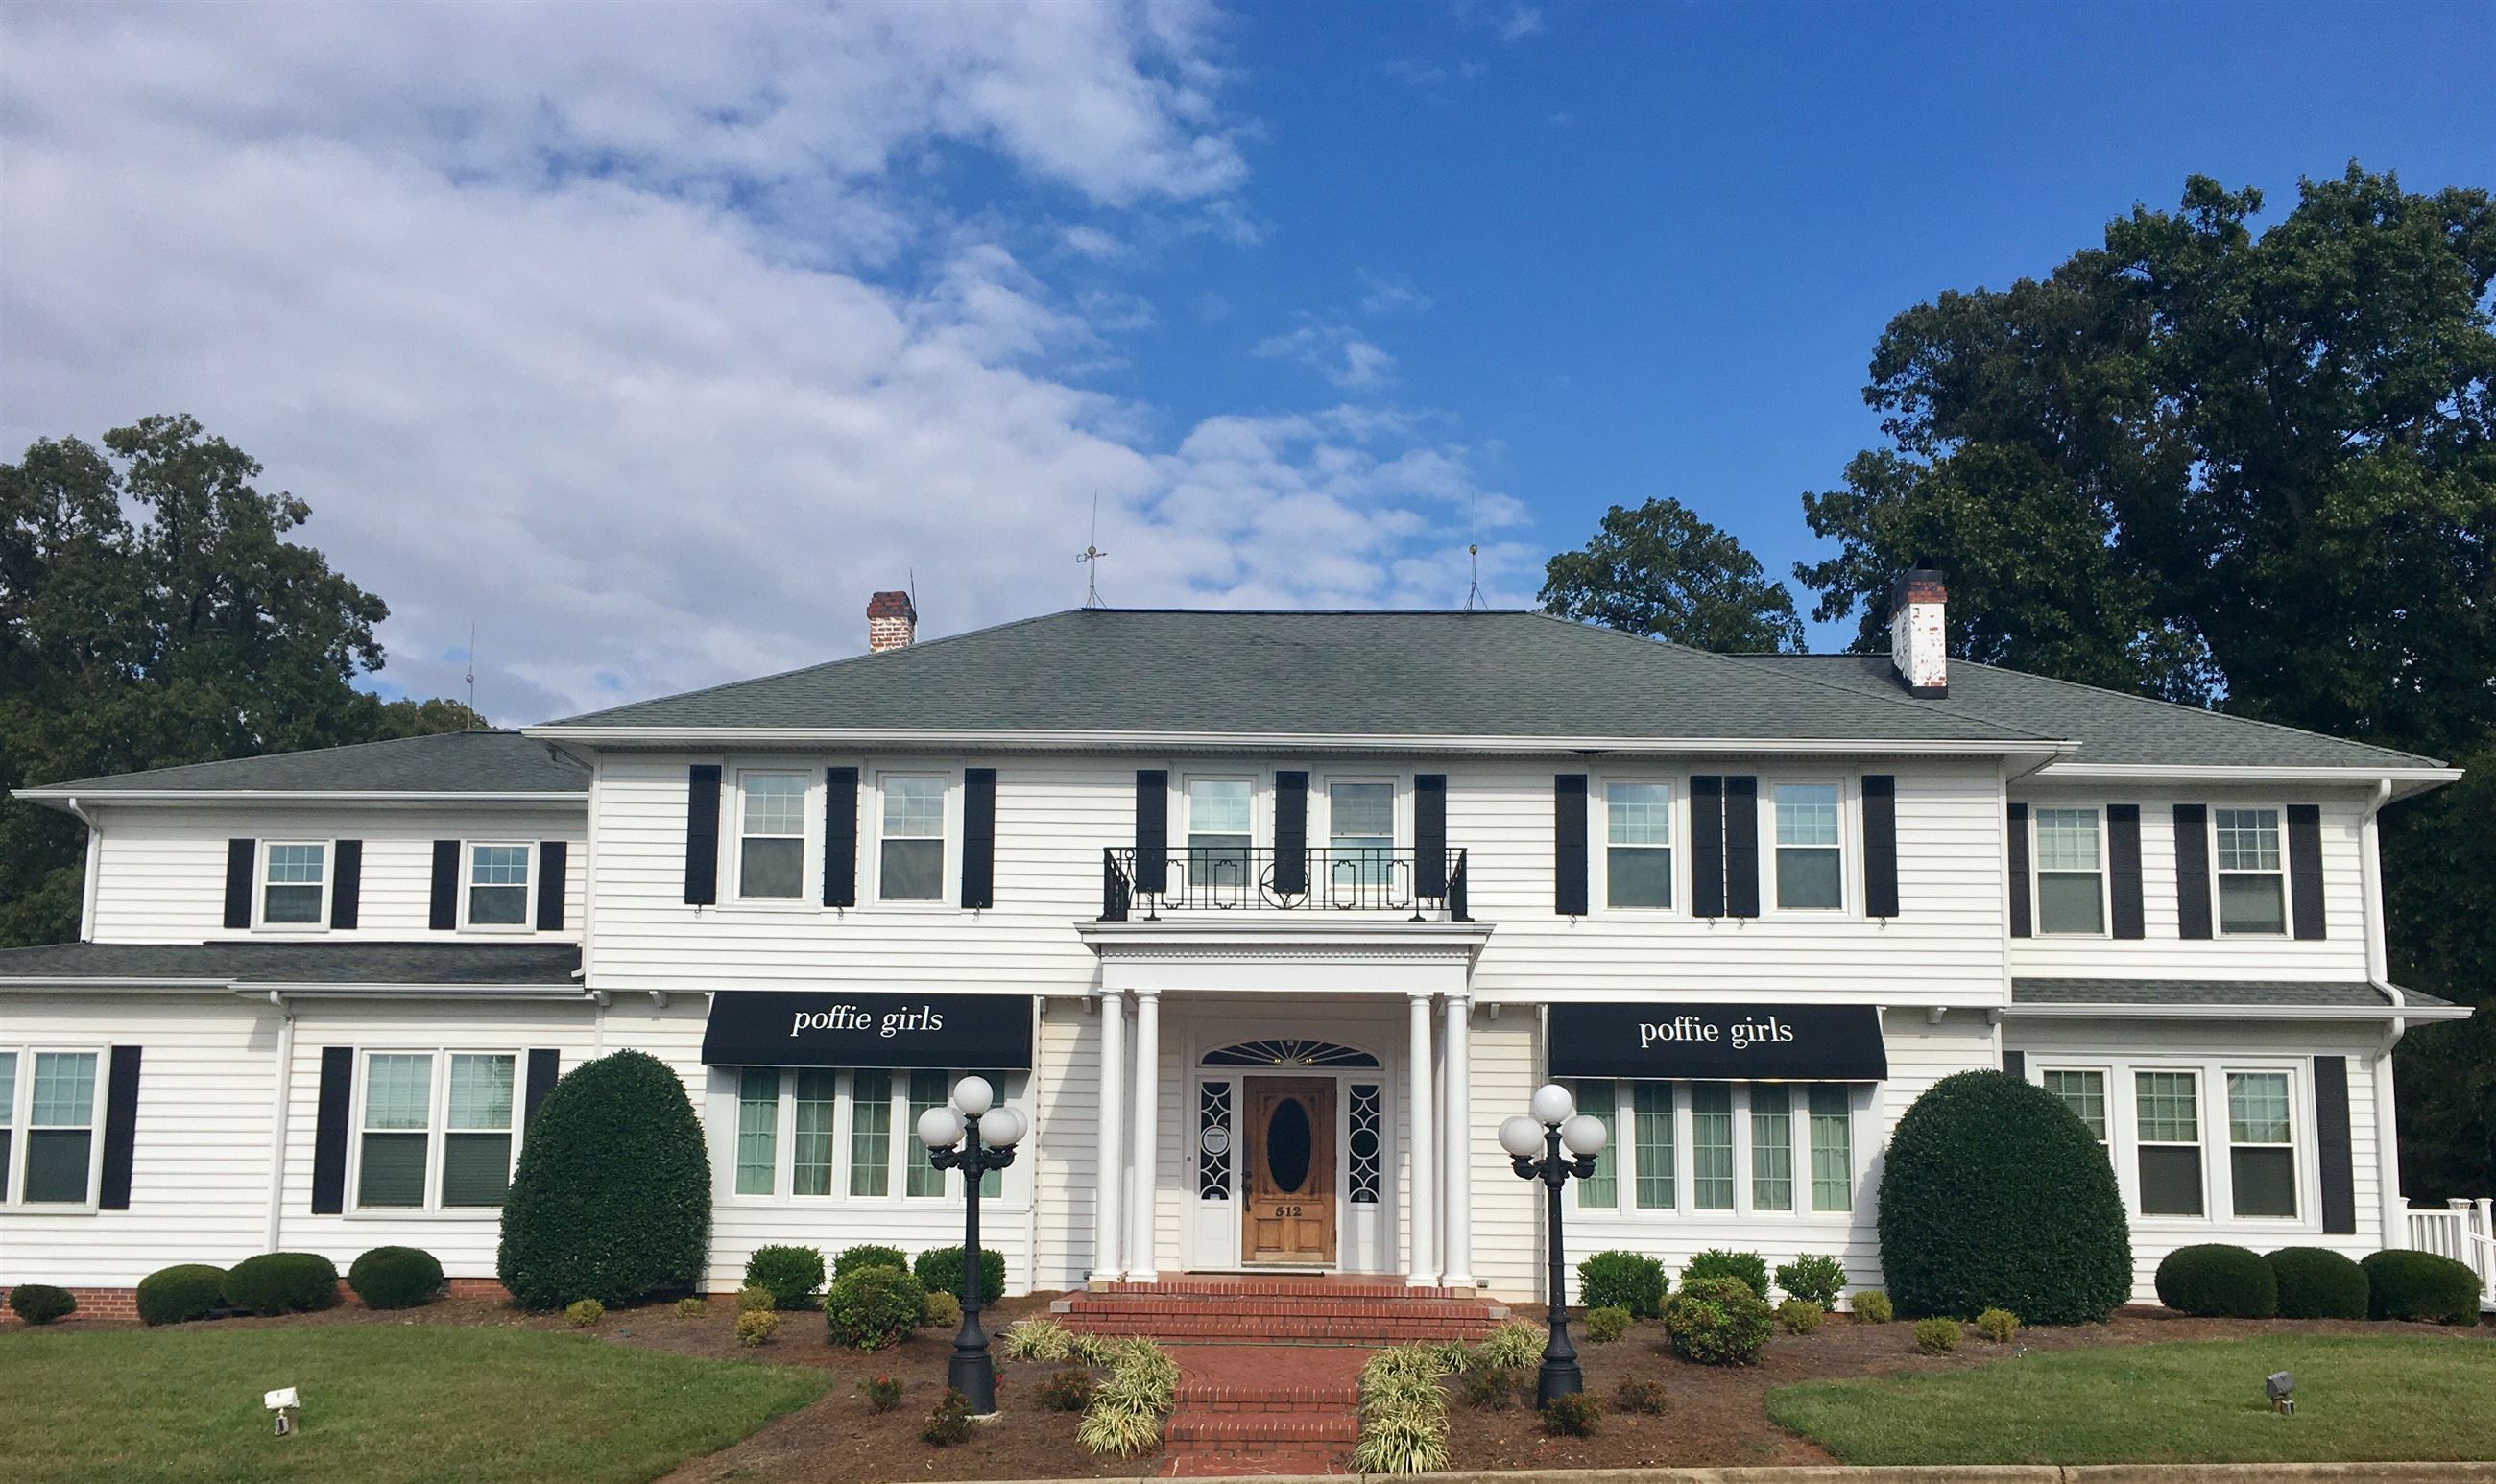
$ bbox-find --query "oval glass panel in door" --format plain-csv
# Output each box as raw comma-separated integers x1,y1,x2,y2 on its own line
1266,1096,1313,1193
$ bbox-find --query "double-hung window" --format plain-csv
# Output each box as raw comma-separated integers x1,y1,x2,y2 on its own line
1605,781,1672,909
2214,808,2286,935
1807,1086,1851,1212
1751,1085,1793,1211
2033,808,2105,934
878,777,946,901
1632,1083,1674,1209
357,1052,520,1209
2226,1071,2296,1218
1568,1080,1618,1208
735,1067,780,1196
2044,1068,2110,1153
467,844,531,926
1327,781,1396,894
738,774,808,900
1773,783,1843,910
1187,779,1254,897
262,842,328,925
728,1068,1019,1201
2134,1070,2205,1216
7,1050,100,1205
1690,1084,1736,1209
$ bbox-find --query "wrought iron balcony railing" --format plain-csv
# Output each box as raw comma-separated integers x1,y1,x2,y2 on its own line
1100,846,1471,922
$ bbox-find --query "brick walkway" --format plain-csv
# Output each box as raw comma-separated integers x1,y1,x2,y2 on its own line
1159,1344,1366,1477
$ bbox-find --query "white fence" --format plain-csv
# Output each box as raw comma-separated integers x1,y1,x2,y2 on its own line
2404,1197,2495,1309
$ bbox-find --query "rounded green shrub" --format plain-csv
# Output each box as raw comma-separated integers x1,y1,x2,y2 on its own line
2361,1250,2482,1325
1877,1070,2131,1324
1914,1317,1960,1354
2154,1244,2276,1318
676,1296,708,1318
1777,1298,1824,1334
1577,1250,1666,1317
913,1246,1006,1305
136,1264,228,1326
1663,1275,1774,1366
2267,1248,2369,1320
1682,1249,1769,1299
9,1284,77,1325
223,1252,341,1316
348,1246,444,1310
566,1298,605,1327
496,1050,710,1310
828,1264,928,1350
1540,1390,1599,1437
745,1245,827,1311
1582,1304,1632,1342
834,1244,909,1279
1774,1255,1847,1308
1852,1290,1893,1324
735,1284,774,1313
924,1289,964,1330
1975,1306,2021,1343
736,1309,780,1347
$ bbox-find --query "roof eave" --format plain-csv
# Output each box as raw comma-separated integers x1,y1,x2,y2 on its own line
524,725,2077,758
13,788,588,812
2030,761,2461,800
2002,1001,2473,1022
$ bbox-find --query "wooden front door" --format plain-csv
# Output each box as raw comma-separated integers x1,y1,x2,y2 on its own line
1242,1079,1336,1264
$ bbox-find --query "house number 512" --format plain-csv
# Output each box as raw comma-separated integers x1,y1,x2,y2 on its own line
1271,1204,1303,1218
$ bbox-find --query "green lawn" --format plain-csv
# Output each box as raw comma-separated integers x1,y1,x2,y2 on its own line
1767,1334,2496,1466
0,1324,829,1484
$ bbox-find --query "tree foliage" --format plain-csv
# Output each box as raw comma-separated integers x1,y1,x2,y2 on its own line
1794,166,2496,1197
1541,497,1806,652
1,415,480,945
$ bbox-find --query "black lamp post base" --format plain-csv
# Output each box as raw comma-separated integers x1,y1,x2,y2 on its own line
949,1348,998,1418
1535,1357,1584,1409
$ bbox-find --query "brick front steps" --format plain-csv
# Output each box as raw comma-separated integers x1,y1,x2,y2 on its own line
1159,1345,1366,1477
1054,1276,1508,1347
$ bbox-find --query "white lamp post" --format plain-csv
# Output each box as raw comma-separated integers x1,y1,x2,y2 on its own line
916,1074,1026,1416
1500,1083,1609,1407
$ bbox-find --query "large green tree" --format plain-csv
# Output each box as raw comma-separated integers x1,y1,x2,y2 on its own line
1542,496,1807,652
2,415,481,946
1794,165,2496,1197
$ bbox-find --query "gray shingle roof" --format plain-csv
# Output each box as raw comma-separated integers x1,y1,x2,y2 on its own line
2010,977,2456,1011
1740,655,2440,770
548,610,2049,745
0,941,583,988
19,730,588,798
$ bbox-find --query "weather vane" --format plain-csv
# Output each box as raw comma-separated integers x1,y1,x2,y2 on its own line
1077,494,1109,609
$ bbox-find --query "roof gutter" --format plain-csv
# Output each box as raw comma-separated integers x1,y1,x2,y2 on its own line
12,788,587,813
2033,762,2460,800
524,725,2081,758
2001,1000,2473,1023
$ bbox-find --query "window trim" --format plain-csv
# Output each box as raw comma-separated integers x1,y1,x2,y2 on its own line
710,1065,1030,1209
1560,1076,1861,1226
459,840,537,933
2223,1067,2301,1222
1316,771,1404,904
344,1046,524,1217
2026,1055,2316,1229
1180,772,1260,900
1598,775,1679,915
868,766,957,908
2,1045,108,1212
1765,778,1851,915
2210,803,2291,938
2029,805,2110,938
254,838,334,933
732,768,814,904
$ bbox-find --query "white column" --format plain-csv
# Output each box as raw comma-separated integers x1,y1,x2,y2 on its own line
1442,993,1474,1287
1092,993,1125,1285
1128,990,1162,1282
1406,992,1438,1287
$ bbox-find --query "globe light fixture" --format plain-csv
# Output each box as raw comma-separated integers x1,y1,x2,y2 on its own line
1529,1082,1576,1126
1498,1114,1545,1160
915,1074,1022,1417
1501,1083,1606,1407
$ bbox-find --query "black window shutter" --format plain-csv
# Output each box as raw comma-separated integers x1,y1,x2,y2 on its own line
2003,1048,2025,1081
1862,775,1898,919
1724,776,1761,918
1274,771,1309,895
311,1046,353,1214
2313,1055,2356,1233
2287,803,2326,940
2173,803,2212,939
98,1045,142,1210
224,838,255,929
962,767,997,909
330,840,363,930
824,767,859,907
1134,770,1169,895
429,840,460,930
536,841,567,930
684,764,722,906
1692,776,1726,918
1553,774,1589,916
2108,804,2145,939
523,1048,562,1127
2006,802,2032,938
1415,774,1449,898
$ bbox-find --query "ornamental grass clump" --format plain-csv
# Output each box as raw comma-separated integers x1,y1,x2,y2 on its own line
1000,1317,1075,1362
1975,1306,2021,1343
1583,1304,1633,1343
1078,1337,1179,1457
1777,1298,1825,1335
2268,1247,2370,1320
1577,1249,1667,1317
498,1050,710,1311
1473,1318,1544,1370
1913,1317,1960,1354
1353,1344,1453,1474
1773,1254,1847,1308
1664,1276,1774,1366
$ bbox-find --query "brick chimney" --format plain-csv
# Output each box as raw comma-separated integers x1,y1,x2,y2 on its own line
1888,564,1948,699
867,590,917,653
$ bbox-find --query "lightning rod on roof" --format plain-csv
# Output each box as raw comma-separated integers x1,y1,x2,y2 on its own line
1077,493,1110,609
466,624,479,726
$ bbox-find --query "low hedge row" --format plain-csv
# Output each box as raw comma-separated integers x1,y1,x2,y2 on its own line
2151,1243,2479,1325
133,1247,446,1325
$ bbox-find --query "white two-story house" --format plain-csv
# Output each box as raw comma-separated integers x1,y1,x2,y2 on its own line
1,575,2474,1313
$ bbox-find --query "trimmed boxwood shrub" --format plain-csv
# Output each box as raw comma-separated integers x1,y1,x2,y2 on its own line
1663,1275,1773,1366
1682,1249,1769,1299
1578,1250,1666,1317
835,1244,909,1279
828,1264,928,1350
348,1246,444,1310
2268,1248,2369,1320
9,1284,77,1325
1774,1255,1847,1308
1878,1070,2131,1324
745,1245,828,1311
913,1246,1006,1305
224,1252,342,1316
497,1050,711,1310
136,1264,228,1326
2154,1244,2276,1318
2362,1249,2482,1325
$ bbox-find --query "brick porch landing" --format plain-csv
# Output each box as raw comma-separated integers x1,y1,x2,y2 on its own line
1053,1275,1507,1346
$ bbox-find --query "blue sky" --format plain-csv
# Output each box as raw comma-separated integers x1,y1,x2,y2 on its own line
3,1,2486,717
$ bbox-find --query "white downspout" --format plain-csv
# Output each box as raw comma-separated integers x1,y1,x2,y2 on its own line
263,991,296,1252
66,798,102,942
2360,778,2407,1245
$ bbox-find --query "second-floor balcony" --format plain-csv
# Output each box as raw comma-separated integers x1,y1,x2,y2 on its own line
1101,846,1471,922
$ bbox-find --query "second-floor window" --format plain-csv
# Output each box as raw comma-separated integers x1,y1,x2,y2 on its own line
738,773,808,901
1606,781,1672,909
1188,778,1253,887
262,842,328,925
1329,781,1395,890
2034,807,2105,934
879,777,946,901
1773,783,1843,910
2215,807,2286,935
467,844,531,926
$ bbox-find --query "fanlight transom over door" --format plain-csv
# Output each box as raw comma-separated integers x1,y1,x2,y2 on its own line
1242,1078,1336,1264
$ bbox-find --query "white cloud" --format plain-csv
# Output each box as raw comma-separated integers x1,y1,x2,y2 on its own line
1253,323,1399,392
1356,269,1433,316
1500,8,1547,42
0,0,1524,720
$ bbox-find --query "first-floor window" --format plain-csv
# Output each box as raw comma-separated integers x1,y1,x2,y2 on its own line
1632,1083,1674,1209
358,1051,520,1209
2044,1068,2110,1150
1751,1085,1793,1211
1569,1079,1853,1218
12,1050,99,1205
2227,1072,2296,1218
1808,1086,1851,1212
792,1070,838,1197
849,1068,893,1197
0,1051,13,1197
2135,1070,2204,1217
1691,1084,1736,1210
728,1067,1020,1202
736,1068,780,1196
1569,1080,1618,1208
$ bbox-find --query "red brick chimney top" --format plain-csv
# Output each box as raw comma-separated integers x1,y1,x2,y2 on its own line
867,590,917,653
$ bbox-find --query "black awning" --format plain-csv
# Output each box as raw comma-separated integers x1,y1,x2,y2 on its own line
1548,1003,1887,1082
700,992,1035,1069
